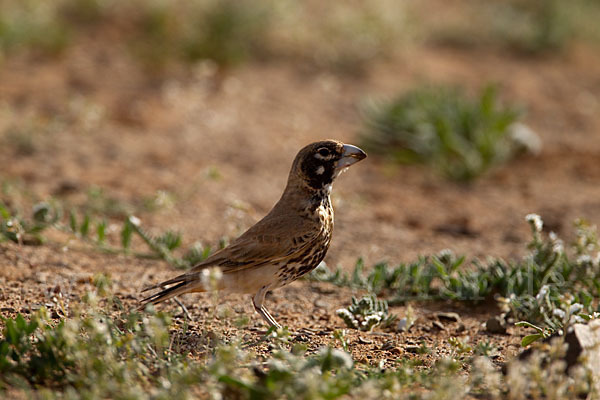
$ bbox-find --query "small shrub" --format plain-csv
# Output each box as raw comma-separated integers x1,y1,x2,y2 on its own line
361,85,537,181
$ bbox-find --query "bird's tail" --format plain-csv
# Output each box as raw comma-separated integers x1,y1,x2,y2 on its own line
137,273,203,311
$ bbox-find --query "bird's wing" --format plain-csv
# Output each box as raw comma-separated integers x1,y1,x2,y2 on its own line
190,211,323,274
140,211,322,293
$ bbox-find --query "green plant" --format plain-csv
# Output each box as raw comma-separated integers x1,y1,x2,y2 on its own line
426,0,600,55
0,279,596,398
361,85,535,181
312,215,600,331
0,201,58,245
484,0,600,54
0,191,215,272
499,0,572,53
0,0,71,58
0,296,207,397
336,294,396,331
128,0,271,71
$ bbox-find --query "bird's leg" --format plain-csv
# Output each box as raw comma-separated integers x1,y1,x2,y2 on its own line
172,296,193,321
252,286,282,330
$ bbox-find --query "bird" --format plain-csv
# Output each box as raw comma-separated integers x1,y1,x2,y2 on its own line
139,139,367,328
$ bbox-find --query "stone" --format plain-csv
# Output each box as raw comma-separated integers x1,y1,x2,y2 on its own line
358,336,373,344
436,312,461,322
566,320,600,383
432,321,445,331
486,315,507,334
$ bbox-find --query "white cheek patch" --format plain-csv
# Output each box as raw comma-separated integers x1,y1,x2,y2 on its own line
314,153,333,161
316,165,325,175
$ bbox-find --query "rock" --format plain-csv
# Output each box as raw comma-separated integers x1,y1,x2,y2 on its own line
389,347,403,355
432,321,445,331
486,315,507,334
380,341,395,351
566,320,600,373
294,334,309,342
358,336,373,344
434,217,479,238
516,320,600,394
53,180,80,195
405,345,421,354
436,312,461,323
298,327,317,336
397,318,407,330
313,299,328,309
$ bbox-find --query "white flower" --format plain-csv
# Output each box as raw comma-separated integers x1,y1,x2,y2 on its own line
336,309,359,328
437,249,454,259
317,347,353,369
509,122,542,155
364,314,382,324
336,308,351,318
552,308,566,319
552,239,564,254
549,231,563,253
128,215,141,226
577,255,592,266
525,214,543,232
536,285,549,302
569,303,583,315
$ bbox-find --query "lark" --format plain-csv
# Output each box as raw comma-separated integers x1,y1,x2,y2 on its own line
139,140,366,328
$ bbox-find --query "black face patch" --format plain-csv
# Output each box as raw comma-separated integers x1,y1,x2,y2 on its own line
300,142,342,190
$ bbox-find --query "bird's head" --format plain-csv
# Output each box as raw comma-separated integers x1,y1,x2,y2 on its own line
288,139,367,192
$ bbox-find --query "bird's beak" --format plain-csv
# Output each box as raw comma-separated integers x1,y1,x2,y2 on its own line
336,144,367,170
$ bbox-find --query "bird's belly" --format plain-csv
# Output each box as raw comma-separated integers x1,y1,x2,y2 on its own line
220,263,285,294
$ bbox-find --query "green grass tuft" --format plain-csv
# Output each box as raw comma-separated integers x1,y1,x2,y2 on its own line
360,85,535,181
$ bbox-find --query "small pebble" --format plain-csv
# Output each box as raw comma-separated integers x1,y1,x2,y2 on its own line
405,345,421,354
358,336,373,344
432,321,445,331
313,299,328,309
435,312,461,322
380,341,395,351
486,315,507,334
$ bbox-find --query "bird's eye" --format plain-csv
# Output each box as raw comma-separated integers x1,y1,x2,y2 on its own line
317,148,330,157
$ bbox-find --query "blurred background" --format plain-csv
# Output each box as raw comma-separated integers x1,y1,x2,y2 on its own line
1,0,600,268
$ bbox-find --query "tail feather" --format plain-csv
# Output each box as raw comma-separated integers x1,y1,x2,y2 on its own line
141,273,188,293
137,274,203,311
